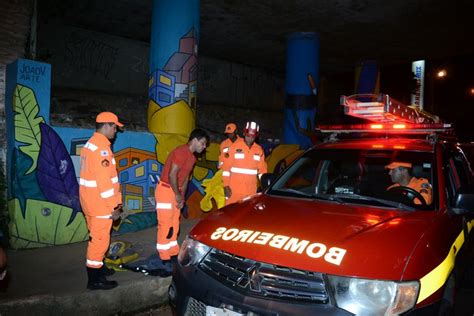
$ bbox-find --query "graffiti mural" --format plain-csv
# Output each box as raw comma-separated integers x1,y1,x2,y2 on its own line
148,1,220,218
5,61,89,249
5,59,160,249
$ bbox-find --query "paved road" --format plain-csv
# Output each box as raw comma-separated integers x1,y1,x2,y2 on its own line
134,303,172,316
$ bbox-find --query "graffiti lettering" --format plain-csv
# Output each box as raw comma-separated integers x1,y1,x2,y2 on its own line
64,32,118,79
20,64,46,76
19,74,40,83
131,56,147,73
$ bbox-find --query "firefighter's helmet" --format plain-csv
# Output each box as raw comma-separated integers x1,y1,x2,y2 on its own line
244,121,259,137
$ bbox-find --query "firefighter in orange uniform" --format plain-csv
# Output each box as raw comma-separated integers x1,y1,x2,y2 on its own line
222,121,267,205
219,123,240,168
155,129,209,261
385,161,432,205
79,112,123,290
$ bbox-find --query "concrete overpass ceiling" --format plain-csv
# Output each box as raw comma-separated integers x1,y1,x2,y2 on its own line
39,0,474,74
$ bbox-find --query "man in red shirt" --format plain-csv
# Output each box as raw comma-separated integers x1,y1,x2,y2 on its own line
219,123,239,168
155,129,209,261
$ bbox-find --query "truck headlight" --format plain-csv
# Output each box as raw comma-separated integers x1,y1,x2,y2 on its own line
178,237,211,267
327,275,419,315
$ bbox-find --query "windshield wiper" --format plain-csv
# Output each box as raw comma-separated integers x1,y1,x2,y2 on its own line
272,188,312,198
330,193,416,211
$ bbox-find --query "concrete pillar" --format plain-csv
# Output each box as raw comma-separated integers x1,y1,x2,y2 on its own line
283,32,319,149
147,0,199,165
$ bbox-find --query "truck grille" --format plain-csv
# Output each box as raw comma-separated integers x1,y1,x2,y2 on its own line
199,249,329,303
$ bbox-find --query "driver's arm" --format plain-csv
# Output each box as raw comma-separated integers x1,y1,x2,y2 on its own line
417,179,433,205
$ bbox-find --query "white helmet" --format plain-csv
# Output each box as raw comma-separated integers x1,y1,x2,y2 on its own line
244,121,259,137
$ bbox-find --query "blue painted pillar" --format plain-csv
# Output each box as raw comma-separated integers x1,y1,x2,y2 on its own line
283,32,319,148
5,59,51,199
148,0,199,165
355,60,380,94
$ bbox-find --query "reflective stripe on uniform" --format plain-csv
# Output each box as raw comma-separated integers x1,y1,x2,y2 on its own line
100,189,114,198
86,259,103,267
253,154,261,161
84,142,98,152
169,240,178,247
96,215,112,219
222,171,231,177
111,176,119,184
234,153,245,159
156,243,171,250
79,178,98,187
230,167,258,175
112,158,116,165
156,202,173,210
223,147,229,153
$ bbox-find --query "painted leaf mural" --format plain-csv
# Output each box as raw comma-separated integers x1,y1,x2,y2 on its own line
10,148,46,215
8,198,89,249
13,84,45,174
37,123,82,224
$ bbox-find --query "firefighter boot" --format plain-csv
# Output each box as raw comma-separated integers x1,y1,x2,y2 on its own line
99,265,115,277
86,267,118,290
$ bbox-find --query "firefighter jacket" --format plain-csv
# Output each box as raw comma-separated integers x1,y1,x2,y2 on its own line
219,136,240,168
79,132,122,217
387,176,432,205
221,138,267,195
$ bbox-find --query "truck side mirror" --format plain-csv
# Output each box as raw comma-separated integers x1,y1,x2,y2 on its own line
260,173,276,191
452,186,474,215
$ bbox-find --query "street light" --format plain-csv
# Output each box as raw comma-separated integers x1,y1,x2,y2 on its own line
437,69,447,78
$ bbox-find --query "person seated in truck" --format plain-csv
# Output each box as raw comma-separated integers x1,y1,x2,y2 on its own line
385,161,432,205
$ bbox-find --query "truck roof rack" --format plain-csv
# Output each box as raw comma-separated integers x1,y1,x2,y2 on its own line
317,93,454,139
341,94,440,124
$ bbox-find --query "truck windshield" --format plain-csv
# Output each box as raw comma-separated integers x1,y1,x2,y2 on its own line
267,148,436,210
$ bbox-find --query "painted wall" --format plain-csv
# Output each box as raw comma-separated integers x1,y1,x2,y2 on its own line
0,0,33,242
38,23,149,95
4,58,228,249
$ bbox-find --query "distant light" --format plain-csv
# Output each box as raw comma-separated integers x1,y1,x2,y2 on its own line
370,124,383,129
437,69,447,78
470,88,474,95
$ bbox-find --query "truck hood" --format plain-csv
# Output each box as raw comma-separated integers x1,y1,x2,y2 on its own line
190,194,434,280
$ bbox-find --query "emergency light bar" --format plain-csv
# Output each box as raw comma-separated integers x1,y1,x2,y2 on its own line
317,123,453,134
341,94,439,124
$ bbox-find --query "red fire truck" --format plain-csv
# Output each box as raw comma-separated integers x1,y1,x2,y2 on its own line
170,94,474,315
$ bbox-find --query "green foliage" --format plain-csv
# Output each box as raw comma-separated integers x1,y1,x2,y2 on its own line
13,84,45,174
11,149,46,213
0,165,7,246
8,198,89,249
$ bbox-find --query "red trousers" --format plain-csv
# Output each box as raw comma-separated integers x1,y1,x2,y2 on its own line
85,215,112,268
155,182,180,260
